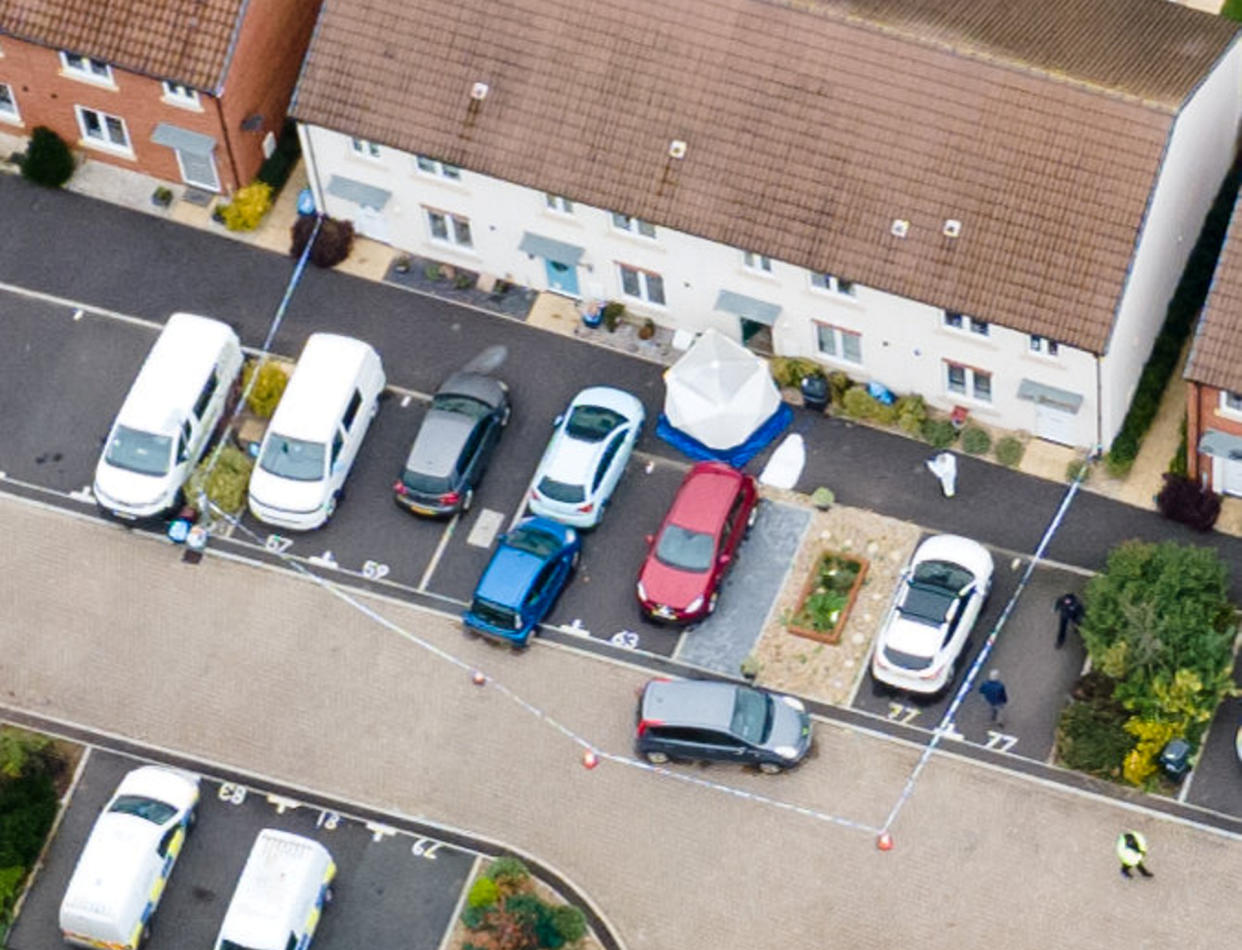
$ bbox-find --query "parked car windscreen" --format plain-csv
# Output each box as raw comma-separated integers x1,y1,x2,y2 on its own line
730,688,773,745
260,434,325,481
108,795,178,825
565,405,625,442
537,476,585,504
655,524,715,572
104,426,173,477
471,597,521,630
433,393,491,418
506,525,563,559
899,560,971,625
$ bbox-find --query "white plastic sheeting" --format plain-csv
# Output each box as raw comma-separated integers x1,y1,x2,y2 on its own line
759,433,806,489
662,329,783,450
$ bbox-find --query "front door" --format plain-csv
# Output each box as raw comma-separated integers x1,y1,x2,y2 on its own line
544,258,580,297
175,149,219,191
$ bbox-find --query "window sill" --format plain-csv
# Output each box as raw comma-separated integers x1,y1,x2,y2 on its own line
946,391,995,410
807,286,860,304
425,238,478,259
814,352,863,369
739,266,779,283
610,228,664,252
619,295,667,312
936,326,998,349
413,171,468,192
1215,406,1242,424
78,138,135,160
60,70,117,91
0,113,23,128
160,95,203,112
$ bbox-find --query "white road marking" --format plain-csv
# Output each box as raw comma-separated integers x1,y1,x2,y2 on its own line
418,515,458,591
72,308,83,321
266,793,300,814
0,280,162,328
465,508,504,549
308,550,339,569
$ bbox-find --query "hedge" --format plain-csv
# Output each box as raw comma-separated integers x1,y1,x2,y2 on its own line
1106,165,1241,475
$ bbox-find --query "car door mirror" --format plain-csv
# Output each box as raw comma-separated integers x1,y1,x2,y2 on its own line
718,552,731,566
553,414,563,427
645,534,654,546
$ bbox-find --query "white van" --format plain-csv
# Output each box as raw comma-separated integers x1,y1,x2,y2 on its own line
94,313,243,520
213,829,336,950
248,334,385,530
60,765,200,950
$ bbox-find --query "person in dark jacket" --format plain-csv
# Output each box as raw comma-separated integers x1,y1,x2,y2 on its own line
1054,592,1085,649
979,670,1008,726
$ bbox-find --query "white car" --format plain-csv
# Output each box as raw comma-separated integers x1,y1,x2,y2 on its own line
528,386,645,528
871,534,994,695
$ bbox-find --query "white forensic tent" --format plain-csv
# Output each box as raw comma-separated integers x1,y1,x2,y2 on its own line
662,329,783,450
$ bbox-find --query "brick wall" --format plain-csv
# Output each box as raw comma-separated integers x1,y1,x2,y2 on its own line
1187,381,1242,488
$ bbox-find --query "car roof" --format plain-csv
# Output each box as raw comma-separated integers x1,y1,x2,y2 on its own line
476,544,544,606
666,463,745,533
641,680,741,730
438,371,505,406
405,409,474,477
269,334,379,442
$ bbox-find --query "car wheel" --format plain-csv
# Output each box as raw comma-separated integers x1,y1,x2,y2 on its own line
325,491,341,521
746,504,759,530
645,751,669,765
140,924,152,947
324,884,335,904
187,806,198,829
758,762,783,775
571,550,581,570
461,488,474,513
707,591,719,614
501,404,512,427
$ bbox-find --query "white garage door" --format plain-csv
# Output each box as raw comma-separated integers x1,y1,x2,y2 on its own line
1035,402,1079,446
1221,458,1242,497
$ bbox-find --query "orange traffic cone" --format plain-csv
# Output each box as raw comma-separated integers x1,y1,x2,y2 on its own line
876,832,894,851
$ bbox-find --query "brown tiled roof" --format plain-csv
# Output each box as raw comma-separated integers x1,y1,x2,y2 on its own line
0,0,244,91
1187,198,1242,391
291,0,1239,353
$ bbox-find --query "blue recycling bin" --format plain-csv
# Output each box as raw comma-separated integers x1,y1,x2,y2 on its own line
296,188,316,216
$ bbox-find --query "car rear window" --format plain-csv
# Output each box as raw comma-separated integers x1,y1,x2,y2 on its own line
105,426,173,477
565,405,625,442
655,525,715,572
730,687,772,745
402,469,453,496
883,646,934,670
109,795,178,825
432,393,490,418
537,476,585,504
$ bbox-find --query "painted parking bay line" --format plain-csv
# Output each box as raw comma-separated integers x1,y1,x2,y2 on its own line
466,508,505,549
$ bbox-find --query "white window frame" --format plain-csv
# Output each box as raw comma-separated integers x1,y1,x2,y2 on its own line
611,212,656,239
545,194,574,214
810,272,855,297
60,52,115,86
425,208,473,249
618,263,665,306
945,361,992,403
944,310,988,336
1029,334,1059,357
815,323,862,364
1219,390,1242,418
744,251,773,274
350,137,382,159
75,105,132,155
161,81,200,109
0,82,19,124
414,155,462,180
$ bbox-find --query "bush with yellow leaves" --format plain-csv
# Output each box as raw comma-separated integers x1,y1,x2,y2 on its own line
1121,718,1181,786
220,181,273,232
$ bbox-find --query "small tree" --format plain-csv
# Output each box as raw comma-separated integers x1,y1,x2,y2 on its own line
220,181,273,231
21,127,74,187
290,215,354,268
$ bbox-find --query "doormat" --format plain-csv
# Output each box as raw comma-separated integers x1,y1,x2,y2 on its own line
181,187,215,207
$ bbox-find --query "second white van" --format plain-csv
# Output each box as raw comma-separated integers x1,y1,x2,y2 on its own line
213,829,336,950
247,333,385,530
94,313,243,520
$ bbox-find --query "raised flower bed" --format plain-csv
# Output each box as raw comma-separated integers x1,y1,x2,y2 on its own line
787,550,869,645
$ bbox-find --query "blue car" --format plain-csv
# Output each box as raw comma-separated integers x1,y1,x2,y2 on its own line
463,517,581,646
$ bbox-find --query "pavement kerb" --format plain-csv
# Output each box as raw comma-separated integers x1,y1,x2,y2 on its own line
0,704,626,950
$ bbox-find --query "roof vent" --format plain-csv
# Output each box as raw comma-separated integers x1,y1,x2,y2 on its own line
470,81,489,101
669,139,687,160
890,218,909,238
943,219,962,238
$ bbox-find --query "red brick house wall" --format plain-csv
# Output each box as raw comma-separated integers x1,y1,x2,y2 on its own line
1186,380,1242,488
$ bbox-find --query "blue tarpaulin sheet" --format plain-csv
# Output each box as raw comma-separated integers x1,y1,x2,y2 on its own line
656,402,793,468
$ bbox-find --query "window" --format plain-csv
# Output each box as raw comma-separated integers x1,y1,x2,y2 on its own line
944,311,988,336
618,264,665,305
810,273,855,296
426,209,473,248
970,318,989,336
744,251,772,273
350,137,381,159
1221,391,1242,414
943,311,963,329
342,390,363,430
415,155,461,179
331,430,344,465
0,83,17,120
61,52,113,84
76,106,130,152
162,81,199,107
946,362,992,402
611,212,656,238
815,324,862,364
1029,335,1059,356
545,194,574,214
193,372,219,419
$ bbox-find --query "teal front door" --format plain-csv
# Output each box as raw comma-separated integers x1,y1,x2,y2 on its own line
544,258,580,297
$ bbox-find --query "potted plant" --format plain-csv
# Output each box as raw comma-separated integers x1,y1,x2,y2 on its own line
151,186,174,209
638,317,656,340
393,254,412,274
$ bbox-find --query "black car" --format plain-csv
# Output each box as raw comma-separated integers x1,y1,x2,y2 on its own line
394,371,510,516
634,679,812,773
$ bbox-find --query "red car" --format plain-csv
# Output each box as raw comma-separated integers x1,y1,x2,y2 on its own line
636,461,759,623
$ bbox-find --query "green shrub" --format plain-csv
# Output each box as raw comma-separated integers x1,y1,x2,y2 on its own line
960,426,991,455
810,486,834,509
550,905,588,944
21,126,74,187
0,770,57,871
185,443,254,517
290,214,354,268
840,386,878,420
1066,458,1092,484
827,371,852,406
242,359,289,419
1225,0,1242,21
872,400,899,426
459,904,487,930
0,728,51,781
221,181,273,231
255,119,302,196
768,357,820,389
454,272,476,290
894,393,927,437
1106,430,1139,477
1168,415,1189,477
486,855,531,889
601,301,625,332
504,894,562,949
920,418,957,449
994,435,1024,468
1055,698,1131,778
467,875,500,908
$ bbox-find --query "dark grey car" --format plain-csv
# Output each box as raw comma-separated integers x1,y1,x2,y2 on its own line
635,679,812,773
394,371,510,516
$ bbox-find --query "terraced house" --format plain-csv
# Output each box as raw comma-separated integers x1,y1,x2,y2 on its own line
0,0,320,193
289,0,1242,450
